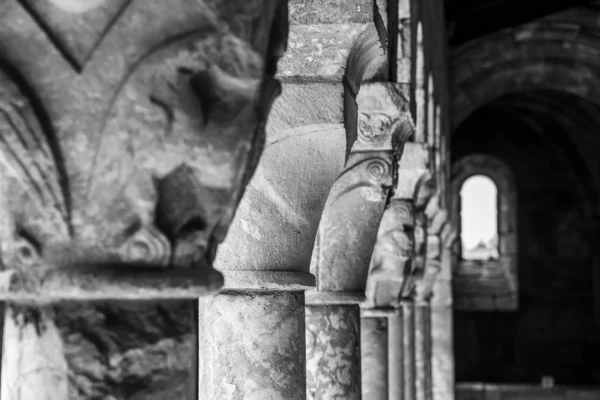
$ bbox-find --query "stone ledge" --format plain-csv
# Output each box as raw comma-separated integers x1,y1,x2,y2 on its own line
223,270,315,291
0,266,225,303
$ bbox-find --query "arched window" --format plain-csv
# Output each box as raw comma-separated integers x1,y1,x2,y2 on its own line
451,155,517,311
460,175,499,261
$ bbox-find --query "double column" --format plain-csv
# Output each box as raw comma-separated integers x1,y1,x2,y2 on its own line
306,82,412,400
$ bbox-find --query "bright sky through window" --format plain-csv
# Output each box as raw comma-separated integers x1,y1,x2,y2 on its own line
460,175,498,259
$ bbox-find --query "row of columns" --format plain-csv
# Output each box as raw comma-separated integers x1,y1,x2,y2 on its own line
306,81,455,400
0,2,456,397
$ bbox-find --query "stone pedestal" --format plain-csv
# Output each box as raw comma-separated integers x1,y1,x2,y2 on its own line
198,290,307,400
306,294,362,400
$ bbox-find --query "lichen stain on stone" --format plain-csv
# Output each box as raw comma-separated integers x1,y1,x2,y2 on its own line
199,293,304,399
280,24,369,77
306,305,360,399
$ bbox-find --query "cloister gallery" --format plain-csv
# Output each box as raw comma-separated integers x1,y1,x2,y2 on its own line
0,0,599,399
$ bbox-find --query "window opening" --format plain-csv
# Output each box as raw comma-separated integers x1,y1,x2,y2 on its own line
460,175,499,261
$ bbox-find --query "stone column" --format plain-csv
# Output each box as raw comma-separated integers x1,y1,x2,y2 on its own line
403,300,416,400
197,279,311,400
306,295,363,400
388,308,404,400
361,308,392,400
414,300,433,400
423,196,455,400
306,82,412,400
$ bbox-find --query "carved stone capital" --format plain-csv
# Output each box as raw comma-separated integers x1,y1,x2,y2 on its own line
364,160,437,308
312,82,411,293
354,83,412,153
0,0,290,302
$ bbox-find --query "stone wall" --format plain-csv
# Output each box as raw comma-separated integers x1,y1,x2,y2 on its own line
451,104,600,385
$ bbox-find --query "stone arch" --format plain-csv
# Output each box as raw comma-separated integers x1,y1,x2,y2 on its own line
451,24,600,128
451,154,518,310
450,15,600,216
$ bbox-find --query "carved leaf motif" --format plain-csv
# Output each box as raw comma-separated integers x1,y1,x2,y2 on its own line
18,0,133,72
0,72,70,238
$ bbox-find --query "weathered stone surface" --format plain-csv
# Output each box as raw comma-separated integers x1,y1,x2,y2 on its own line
289,0,372,25
267,82,344,135
279,24,369,77
306,304,361,400
198,292,306,400
389,310,404,400
361,316,388,400
280,0,374,78
18,0,131,70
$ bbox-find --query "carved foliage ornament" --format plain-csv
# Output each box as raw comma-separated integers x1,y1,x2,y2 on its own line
0,0,289,302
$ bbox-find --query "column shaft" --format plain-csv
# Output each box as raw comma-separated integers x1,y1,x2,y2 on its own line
198,291,306,400
361,316,388,400
403,302,416,400
306,304,361,400
389,309,404,400
415,303,433,400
